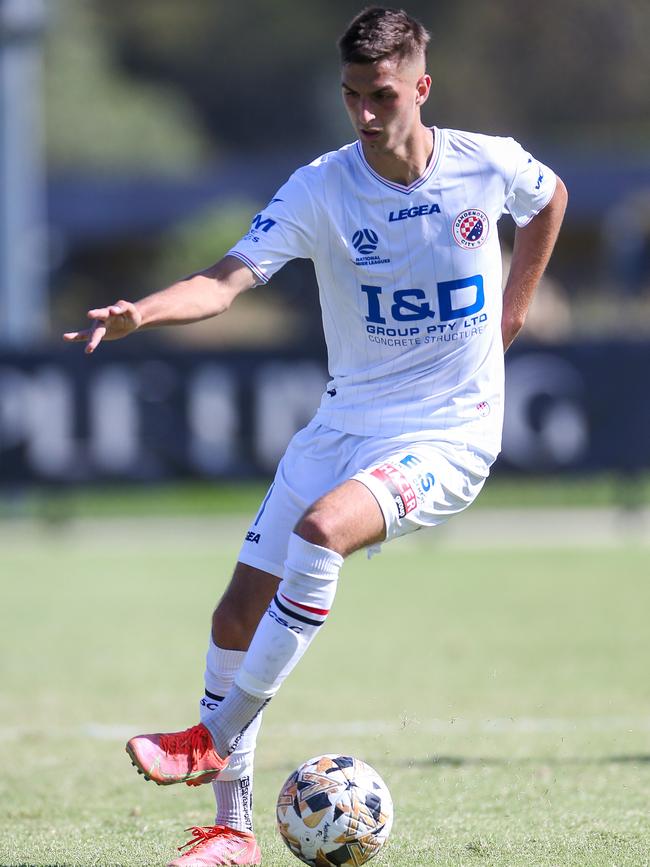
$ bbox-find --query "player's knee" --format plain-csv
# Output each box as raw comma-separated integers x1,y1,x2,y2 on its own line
294,508,341,552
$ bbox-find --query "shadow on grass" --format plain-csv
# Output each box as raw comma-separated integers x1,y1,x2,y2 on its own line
406,754,650,767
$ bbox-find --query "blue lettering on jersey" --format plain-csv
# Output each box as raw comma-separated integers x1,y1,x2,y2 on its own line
437,275,485,321
535,168,544,190
250,214,276,233
388,203,441,222
361,285,386,324
391,289,435,321
361,275,485,324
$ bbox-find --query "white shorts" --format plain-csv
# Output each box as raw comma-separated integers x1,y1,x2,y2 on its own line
238,421,490,577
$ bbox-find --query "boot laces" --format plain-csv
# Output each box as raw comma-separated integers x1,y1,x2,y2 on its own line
178,825,241,853
160,724,212,758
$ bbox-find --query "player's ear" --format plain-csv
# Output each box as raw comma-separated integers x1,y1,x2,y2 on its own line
415,73,431,106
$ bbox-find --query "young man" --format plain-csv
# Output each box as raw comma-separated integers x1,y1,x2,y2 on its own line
65,7,567,866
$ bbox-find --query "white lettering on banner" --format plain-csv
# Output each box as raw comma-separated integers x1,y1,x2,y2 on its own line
502,354,589,470
0,365,75,476
0,351,618,481
188,365,238,474
254,362,325,470
89,366,140,472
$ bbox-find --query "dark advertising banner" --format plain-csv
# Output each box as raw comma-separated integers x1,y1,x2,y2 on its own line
0,342,648,483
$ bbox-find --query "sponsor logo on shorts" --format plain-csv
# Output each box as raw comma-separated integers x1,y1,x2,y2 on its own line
371,461,418,518
453,208,489,249
245,530,261,544
476,400,490,417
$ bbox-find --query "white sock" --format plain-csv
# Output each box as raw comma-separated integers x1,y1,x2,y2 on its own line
237,534,343,699
212,775,255,834
204,534,342,756
201,642,261,833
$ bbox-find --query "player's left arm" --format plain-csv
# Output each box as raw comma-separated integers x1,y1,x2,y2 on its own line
501,176,568,351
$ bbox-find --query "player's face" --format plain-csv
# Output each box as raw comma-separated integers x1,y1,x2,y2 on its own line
341,55,430,154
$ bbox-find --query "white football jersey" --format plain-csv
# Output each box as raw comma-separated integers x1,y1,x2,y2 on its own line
228,127,556,466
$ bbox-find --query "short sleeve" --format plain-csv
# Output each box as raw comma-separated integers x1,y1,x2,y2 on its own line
227,169,317,284
503,139,557,227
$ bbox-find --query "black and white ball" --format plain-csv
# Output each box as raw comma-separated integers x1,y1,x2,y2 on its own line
276,754,393,866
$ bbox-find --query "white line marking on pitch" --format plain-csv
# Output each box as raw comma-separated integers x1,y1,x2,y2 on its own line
4,717,650,742
268,716,650,737
76,718,650,741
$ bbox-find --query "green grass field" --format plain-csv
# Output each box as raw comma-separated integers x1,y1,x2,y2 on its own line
1,519,649,866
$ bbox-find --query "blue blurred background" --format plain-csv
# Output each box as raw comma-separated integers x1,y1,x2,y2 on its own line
1,0,649,490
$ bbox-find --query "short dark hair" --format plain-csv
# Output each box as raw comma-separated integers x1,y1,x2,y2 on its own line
338,6,430,65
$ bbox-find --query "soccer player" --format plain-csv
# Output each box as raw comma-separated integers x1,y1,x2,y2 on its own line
65,7,567,865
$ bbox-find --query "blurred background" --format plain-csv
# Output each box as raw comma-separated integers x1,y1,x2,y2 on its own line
1,0,650,508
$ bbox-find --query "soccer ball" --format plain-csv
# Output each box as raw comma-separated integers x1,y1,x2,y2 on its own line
276,754,393,866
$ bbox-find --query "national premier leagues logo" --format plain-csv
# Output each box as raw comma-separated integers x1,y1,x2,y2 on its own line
351,227,390,267
352,228,379,255
452,208,489,249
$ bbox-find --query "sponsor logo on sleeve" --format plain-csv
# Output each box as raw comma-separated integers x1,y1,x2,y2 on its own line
250,213,276,233
243,212,277,243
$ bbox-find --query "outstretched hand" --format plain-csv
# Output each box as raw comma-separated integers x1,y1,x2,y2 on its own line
63,300,142,354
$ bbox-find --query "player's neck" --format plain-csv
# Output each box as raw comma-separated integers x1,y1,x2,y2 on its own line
361,125,434,187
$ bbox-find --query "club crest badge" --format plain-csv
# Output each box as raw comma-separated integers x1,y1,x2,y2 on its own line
453,208,489,249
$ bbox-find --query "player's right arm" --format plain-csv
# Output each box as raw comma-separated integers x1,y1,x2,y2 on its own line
63,255,257,354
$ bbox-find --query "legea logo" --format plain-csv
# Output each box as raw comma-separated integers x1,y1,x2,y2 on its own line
352,228,379,255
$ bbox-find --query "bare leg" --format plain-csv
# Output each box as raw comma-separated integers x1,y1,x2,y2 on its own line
211,562,281,650
295,478,385,554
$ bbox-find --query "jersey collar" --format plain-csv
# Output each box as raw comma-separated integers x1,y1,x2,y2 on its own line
355,126,444,195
